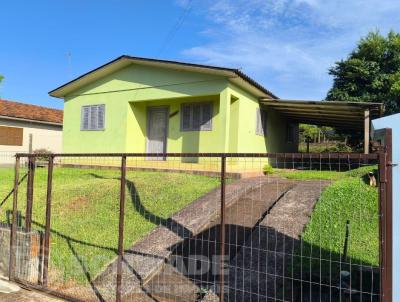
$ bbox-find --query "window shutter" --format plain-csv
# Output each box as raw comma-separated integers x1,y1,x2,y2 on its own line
262,111,267,136
81,104,105,130
256,108,267,136
81,106,90,130
192,104,201,130
181,102,213,131
89,106,98,130
201,103,212,130
97,105,105,129
256,108,262,135
181,104,191,130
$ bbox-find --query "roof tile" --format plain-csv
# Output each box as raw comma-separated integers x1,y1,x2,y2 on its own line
0,99,63,124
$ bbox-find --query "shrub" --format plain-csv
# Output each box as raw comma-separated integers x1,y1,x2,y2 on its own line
263,164,274,175
33,148,52,162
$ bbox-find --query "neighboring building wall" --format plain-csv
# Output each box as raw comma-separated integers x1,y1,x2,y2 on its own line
0,119,62,164
63,64,227,153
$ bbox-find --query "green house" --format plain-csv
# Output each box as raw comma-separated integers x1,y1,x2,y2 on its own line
49,56,298,166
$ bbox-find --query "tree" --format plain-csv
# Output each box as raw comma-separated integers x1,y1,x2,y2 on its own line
326,30,400,115
0,75,3,83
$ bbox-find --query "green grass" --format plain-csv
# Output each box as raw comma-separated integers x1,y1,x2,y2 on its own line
282,165,379,282
275,164,378,181
0,167,219,285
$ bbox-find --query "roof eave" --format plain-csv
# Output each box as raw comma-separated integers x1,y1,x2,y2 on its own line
0,115,63,127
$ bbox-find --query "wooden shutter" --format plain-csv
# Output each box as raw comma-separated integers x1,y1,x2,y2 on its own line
256,108,267,136
256,108,262,135
262,111,267,136
81,106,90,130
81,105,105,130
0,126,23,146
89,106,98,130
97,105,105,129
181,104,191,130
200,103,212,130
192,104,201,130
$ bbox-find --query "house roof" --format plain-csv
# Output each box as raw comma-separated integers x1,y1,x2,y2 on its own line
0,99,63,125
49,55,278,99
260,98,384,130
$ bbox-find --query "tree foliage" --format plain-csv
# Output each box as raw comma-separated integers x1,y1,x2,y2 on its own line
326,30,400,115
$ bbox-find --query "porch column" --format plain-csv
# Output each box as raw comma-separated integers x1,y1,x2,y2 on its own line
364,109,370,154
219,88,231,153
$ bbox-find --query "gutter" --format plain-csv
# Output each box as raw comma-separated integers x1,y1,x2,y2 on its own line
0,115,63,127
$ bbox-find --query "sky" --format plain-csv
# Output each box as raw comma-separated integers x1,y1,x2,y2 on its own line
1,0,400,109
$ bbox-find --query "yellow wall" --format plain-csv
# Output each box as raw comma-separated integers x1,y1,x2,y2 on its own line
62,62,298,158
63,64,226,153
126,96,221,154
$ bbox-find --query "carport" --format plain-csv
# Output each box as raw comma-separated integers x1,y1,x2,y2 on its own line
260,99,384,154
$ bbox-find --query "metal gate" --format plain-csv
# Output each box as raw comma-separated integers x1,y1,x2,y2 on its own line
2,131,392,302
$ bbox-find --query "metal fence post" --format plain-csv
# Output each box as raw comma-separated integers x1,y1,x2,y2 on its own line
42,155,54,287
116,155,127,302
219,154,226,302
26,157,35,231
9,156,20,281
379,129,393,302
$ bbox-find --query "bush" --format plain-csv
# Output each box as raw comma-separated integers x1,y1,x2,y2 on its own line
263,164,274,175
33,148,52,162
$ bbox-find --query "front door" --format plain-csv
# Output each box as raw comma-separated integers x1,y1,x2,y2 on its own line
147,107,168,160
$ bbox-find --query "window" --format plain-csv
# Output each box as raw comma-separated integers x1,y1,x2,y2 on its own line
286,122,297,143
81,104,105,130
181,103,212,131
0,126,23,146
256,108,267,136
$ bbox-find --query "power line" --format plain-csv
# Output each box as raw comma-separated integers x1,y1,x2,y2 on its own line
158,0,194,55
67,77,230,97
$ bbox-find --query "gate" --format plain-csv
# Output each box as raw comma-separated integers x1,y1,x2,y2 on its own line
2,131,392,301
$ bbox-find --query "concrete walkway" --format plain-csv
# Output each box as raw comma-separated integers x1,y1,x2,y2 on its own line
20,177,330,302
0,278,64,302
90,177,288,301
226,180,331,301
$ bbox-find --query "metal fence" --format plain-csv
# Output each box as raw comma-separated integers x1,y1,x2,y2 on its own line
0,138,392,301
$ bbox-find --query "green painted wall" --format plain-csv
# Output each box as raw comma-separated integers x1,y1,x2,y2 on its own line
228,83,298,154
126,95,221,154
62,62,298,157
63,64,226,153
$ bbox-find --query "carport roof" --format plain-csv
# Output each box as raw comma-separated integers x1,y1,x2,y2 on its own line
260,99,384,130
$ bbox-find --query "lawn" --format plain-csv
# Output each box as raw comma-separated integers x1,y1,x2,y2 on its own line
0,166,220,286
278,165,379,284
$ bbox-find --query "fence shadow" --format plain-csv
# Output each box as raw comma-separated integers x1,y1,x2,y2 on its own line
165,224,380,302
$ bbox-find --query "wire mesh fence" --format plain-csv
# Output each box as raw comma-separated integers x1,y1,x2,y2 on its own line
0,152,387,302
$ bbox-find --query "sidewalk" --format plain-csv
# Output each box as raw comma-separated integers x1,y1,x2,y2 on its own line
0,279,63,302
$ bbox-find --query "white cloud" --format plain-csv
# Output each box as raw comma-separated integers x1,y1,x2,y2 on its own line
180,0,400,99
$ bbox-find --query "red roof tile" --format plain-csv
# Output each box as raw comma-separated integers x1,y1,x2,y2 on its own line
0,99,63,124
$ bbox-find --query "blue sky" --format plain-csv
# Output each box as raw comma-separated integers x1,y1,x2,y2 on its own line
1,0,399,109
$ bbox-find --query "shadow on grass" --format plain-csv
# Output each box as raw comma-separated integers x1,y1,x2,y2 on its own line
7,172,194,302
6,172,380,302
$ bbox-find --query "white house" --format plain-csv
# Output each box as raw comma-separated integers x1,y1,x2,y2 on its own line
0,99,63,164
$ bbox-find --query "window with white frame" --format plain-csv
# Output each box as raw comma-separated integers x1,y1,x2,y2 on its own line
181,103,213,131
81,104,105,130
256,108,268,136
